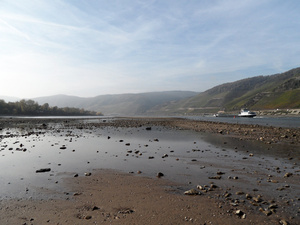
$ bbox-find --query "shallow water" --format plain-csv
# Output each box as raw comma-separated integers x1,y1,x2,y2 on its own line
0,122,299,217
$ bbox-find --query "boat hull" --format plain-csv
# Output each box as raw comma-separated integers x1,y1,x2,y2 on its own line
238,114,256,118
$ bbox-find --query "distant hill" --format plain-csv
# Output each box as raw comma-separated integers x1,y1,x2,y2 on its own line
153,67,300,115
33,91,199,116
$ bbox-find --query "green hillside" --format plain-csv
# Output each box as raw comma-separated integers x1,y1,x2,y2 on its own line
153,67,300,114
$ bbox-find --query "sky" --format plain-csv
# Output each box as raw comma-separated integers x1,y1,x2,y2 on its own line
0,0,300,99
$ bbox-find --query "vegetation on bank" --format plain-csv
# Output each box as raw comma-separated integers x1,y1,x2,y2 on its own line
0,99,102,116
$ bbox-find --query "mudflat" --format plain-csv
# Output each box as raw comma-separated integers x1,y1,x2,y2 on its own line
0,117,299,225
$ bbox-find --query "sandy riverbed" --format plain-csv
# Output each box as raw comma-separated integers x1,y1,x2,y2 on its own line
0,117,299,225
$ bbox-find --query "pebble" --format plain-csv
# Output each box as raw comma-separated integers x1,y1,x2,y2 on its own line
279,219,289,225
157,172,164,178
184,189,200,195
36,168,51,173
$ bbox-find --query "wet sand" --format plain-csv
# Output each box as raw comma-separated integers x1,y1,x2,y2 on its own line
0,117,299,224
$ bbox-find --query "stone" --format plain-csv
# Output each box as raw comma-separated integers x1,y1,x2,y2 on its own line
279,219,289,225
259,208,272,216
253,195,262,203
157,172,164,178
268,204,278,209
284,172,293,177
216,171,225,175
84,172,92,176
36,168,51,173
184,189,200,195
162,154,168,158
245,194,252,199
197,185,206,190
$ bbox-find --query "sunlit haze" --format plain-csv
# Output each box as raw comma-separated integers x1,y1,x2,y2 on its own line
1,0,299,99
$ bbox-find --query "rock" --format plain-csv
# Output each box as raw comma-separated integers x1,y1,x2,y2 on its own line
259,208,272,216
284,172,293,177
208,176,221,179
253,196,262,203
84,172,92,176
224,193,231,198
236,191,244,195
245,194,252,199
157,172,164,178
268,204,278,209
146,127,152,130
216,171,225,175
74,173,79,177
235,209,246,218
210,184,218,189
84,215,92,220
92,206,100,211
184,189,200,195
60,146,67,150
197,185,206,190
162,154,168,158
125,143,130,146
36,168,51,173
279,219,289,225
73,192,82,196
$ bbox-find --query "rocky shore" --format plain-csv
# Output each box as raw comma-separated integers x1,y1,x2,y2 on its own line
0,117,299,224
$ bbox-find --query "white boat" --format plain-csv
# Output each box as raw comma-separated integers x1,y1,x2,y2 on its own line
214,111,235,117
238,109,256,117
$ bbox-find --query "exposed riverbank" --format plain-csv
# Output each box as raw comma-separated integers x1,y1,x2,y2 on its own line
0,117,299,224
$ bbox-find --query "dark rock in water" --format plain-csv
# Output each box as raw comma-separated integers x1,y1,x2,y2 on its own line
157,172,164,178
208,176,222,179
60,146,67,150
146,127,152,130
217,171,225,175
36,168,51,173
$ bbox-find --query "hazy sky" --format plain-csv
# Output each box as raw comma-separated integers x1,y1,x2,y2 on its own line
1,0,299,98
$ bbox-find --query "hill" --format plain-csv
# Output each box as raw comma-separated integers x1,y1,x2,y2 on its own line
152,67,300,115
33,91,199,116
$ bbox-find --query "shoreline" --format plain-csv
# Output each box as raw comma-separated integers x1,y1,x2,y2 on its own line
0,117,299,224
